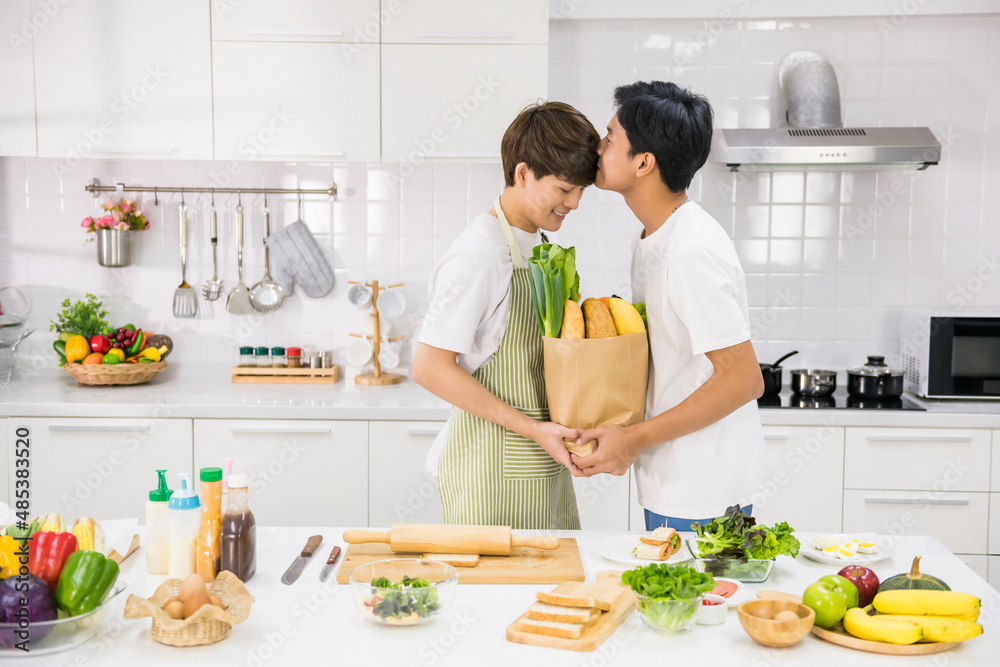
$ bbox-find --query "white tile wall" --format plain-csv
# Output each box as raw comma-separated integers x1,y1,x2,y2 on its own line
1,13,999,376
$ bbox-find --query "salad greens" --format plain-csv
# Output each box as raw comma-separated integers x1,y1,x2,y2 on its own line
527,243,579,337
49,293,108,338
622,563,715,631
366,575,440,621
689,504,801,561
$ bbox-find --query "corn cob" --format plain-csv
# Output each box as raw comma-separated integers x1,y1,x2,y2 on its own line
71,517,106,554
38,513,64,533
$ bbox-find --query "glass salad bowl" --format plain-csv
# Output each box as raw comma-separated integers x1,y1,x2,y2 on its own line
633,592,702,634
0,581,127,657
687,541,775,583
349,559,458,626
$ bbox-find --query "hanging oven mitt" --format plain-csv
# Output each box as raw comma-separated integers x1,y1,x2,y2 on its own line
264,220,335,298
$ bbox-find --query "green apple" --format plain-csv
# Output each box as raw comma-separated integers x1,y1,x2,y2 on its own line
802,575,858,629
818,574,859,609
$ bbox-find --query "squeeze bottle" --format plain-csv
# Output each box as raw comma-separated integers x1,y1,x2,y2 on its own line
167,473,201,579
196,466,223,582
220,469,256,582
145,470,173,574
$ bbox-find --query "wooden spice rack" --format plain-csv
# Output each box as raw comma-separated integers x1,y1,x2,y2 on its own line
351,279,404,386
231,366,339,384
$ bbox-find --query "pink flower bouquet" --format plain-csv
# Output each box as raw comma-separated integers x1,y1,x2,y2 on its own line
81,198,150,233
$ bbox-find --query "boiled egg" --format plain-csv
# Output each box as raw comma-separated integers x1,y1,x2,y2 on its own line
856,542,878,554
812,534,840,550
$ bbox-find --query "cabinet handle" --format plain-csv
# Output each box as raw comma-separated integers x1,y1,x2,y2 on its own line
48,424,151,432
92,148,178,155
762,432,789,440
415,31,513,39
247,29,344,37
256,150,346,158
230,426,331,434
406,428,443,436
864,496,970,506
866,434,974,443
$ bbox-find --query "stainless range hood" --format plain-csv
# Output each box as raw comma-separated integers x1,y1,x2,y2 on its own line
717,51,941,172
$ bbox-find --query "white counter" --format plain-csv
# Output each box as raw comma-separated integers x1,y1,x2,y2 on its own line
2,364,1000,427
9,528,999,665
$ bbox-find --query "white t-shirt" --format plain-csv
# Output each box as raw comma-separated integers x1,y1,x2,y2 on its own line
631,201,766,518
419,212,544,475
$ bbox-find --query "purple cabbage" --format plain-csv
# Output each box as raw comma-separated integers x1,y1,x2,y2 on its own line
0,574,58,650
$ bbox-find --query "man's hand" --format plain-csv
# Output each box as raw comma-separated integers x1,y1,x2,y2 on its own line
530,421,581,469
569,425,641,477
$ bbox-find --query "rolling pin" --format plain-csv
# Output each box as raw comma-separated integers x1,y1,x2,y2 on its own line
342,523,560,556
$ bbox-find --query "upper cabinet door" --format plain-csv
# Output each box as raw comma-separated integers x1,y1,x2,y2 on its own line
381,44,548,161
210,0,379,43
33,0,213,160
212,41,380,162
381,0,548,44
0,0,37,156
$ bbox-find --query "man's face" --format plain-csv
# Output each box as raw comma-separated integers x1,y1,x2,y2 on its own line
595,114,636,192
522,172,585,233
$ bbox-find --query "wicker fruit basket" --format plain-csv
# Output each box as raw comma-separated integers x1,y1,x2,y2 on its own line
122,571,253,647
63,361,167,386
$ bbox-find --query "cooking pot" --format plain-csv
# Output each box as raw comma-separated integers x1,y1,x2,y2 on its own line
789,369,837,396
847,356,903,399
759,350,799,396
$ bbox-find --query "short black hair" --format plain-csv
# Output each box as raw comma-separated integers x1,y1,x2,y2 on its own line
613,81,713,193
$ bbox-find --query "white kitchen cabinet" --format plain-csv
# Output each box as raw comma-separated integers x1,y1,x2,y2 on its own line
754,426,845,533
194,419,368,527
212,41,379,162
11,418,193,522
382,0,548,45
381,44,547,162
32,0,213,160
368,421,445,526
957,555,989,582
992,431,1000,491
843,489,989,555
0,1,36,156
210,0,379,43
845,427,991,493
990,494,1000,555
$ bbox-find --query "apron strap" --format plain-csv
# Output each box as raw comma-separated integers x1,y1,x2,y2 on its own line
494,196,524,270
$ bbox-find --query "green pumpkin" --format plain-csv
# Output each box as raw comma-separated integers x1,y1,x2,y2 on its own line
878,555,950,592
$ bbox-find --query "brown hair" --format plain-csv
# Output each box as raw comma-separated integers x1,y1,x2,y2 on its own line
500,101,599,187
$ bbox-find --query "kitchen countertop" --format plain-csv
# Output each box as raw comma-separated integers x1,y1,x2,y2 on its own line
1,364,999,426
9,528,998,665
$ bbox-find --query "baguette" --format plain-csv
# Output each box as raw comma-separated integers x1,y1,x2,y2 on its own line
422,553,480,568
515,617,589,639
535,591,612,612
526,601,601,624
582,298,617,338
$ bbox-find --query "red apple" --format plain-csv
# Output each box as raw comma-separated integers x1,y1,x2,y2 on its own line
838,565,880,607
89,334,111,355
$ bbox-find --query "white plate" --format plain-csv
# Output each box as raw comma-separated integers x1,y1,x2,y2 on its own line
595,534,692,567
799,533,894,567
709,577,748,609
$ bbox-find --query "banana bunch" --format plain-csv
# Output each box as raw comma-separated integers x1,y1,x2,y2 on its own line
843,590,982,645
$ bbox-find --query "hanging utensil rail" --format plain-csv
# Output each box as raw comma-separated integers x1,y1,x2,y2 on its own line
85,179,337,204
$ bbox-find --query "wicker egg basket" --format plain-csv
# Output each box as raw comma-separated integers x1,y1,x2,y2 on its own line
63,361,167,386
122,571,254,647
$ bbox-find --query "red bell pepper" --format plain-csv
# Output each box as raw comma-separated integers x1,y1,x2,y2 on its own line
27,531,78,590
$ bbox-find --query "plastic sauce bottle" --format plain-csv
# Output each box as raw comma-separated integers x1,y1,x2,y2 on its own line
220,471,256,582
167,473,201,579
196,466,223,582
145,470,173,574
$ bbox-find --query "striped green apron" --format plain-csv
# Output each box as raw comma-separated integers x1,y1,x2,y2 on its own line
438,197,581,530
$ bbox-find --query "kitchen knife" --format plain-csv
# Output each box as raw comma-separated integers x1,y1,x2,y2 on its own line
318,545,342,583
342,523,560,556
281,534,323,585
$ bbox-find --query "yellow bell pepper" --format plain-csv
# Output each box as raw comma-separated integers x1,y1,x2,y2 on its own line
0,534,23,578
65,335,90,363
136,345,168,363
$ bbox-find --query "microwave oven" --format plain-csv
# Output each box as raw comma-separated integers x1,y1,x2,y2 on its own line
900,309,1000,399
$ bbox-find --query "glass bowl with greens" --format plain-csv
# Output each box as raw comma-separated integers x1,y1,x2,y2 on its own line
622,563,715,634
349,559,458,626
687,505,800,583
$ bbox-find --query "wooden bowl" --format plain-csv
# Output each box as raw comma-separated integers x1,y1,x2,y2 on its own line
737,599,814,648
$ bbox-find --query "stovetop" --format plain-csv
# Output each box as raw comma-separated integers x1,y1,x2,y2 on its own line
758,388,926,410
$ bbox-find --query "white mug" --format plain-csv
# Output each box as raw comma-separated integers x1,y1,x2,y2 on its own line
348,284,372,308
346,339,373,366
377,289,406,318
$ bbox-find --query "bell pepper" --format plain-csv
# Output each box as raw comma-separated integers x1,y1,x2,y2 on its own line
65,335,90,364
27,531,78,590
0,535,22,578
125,329,144,357
134,345,168,363
55,551,119,616
53,340,67,365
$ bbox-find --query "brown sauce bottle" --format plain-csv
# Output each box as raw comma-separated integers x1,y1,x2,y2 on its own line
219,473,256,583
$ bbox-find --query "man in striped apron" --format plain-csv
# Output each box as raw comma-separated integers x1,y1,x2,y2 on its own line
414,102,600,530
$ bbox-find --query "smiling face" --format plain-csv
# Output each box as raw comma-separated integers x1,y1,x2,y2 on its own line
595,113,639,193
518,169,586,233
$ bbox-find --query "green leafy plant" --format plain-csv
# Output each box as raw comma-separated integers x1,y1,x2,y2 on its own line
622,563,716,630
527,243,579,337
49,294,108,339
366,575,440,620
689,504,801,563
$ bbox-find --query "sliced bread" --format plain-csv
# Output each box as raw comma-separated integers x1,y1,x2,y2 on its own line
422,553,480,568
535,591,612,612
526,601,601,624
515,617,588,639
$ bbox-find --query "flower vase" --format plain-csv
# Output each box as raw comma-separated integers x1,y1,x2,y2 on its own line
96,229,132,267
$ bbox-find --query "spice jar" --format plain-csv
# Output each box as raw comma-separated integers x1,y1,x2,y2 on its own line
271,346,287,368
287,347,302,368
254,346,270,367
239,346,254,367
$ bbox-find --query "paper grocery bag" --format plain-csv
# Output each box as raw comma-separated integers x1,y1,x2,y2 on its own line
542,332,649,457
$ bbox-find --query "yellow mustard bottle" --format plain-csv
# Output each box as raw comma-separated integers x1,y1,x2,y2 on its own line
195,466,223,582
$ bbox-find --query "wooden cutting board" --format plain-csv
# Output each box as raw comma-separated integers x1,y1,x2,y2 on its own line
506,571,636,652
336,537,584,584
757,591,958,655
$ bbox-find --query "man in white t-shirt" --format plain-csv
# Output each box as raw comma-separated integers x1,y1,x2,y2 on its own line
570,81,767,531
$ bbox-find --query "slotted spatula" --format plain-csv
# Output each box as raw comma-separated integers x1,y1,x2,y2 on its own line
172,198,198,318
225,199,253,315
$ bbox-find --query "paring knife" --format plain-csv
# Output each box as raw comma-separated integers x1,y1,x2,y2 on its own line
281,535,323,585
318,545,342,583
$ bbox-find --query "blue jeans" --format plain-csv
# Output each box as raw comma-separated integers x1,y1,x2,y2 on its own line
644,505,754,532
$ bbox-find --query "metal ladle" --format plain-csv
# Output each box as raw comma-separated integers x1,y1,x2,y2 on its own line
225,191,253,315
249,192,285,313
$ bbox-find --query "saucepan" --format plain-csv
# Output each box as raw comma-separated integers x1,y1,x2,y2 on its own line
789,369,837,397
759,351,798,396
846,356,904,399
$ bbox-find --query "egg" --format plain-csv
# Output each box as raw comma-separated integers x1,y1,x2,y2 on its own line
837,548,858,559
163,600,184,620
774,610,799,623
823,544,842,553
182,589,211,619
812,534,839,550
856,542,878,554
209,594,224,608
178,573,207,602
163,595,181,607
